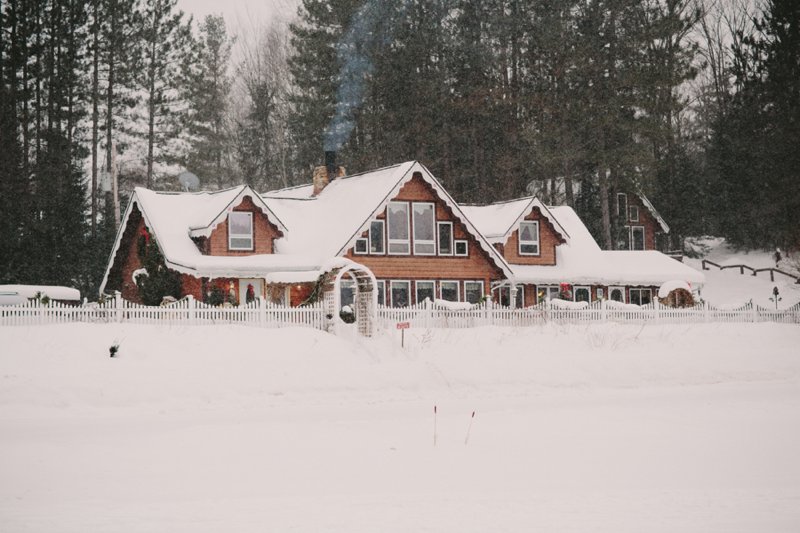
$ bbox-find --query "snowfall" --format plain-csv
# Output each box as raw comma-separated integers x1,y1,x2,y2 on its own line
2,242,800,532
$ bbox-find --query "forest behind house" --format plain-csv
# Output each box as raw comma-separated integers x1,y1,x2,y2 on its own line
0,0,798,296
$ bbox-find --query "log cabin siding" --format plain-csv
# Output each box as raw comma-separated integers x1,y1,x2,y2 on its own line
343,173,505,297
206,195,283,256
501,207,564,265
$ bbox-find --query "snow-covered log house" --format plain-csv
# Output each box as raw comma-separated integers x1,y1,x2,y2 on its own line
100,157,703,314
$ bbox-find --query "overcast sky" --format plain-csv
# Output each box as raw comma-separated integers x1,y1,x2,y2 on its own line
176,0,299,28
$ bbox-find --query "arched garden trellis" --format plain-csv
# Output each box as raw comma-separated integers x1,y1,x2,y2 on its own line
320,261,377,337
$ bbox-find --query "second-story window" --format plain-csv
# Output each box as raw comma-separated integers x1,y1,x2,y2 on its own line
387,202,410,254
370,220,385,254
438,221,453,255
617,193,627,219
413,202,436,255
518,221,540,255
228,212,253,250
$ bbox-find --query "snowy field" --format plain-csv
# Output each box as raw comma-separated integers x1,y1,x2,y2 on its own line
2,322,800,532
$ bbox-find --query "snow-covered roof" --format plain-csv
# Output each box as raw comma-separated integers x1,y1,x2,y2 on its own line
460,197,569,244
637,193,670,233
99,186,314,294
263,161,513,278
506,206,704,287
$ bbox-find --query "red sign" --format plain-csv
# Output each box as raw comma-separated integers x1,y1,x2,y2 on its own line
396,322,410,330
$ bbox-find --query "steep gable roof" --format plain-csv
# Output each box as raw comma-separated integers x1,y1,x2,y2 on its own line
263,161,514,278
461,196,569,245
637,193,670,233
507,205,703,286
99,186,309,294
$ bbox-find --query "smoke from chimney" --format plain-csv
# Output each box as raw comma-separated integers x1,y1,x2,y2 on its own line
323,0,412,152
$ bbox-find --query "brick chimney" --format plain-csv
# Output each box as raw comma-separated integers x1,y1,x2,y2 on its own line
312,151,345,196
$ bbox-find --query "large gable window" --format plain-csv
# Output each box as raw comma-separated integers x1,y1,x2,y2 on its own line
387,202,410,255
412,202,436,255
228,212,253,250
518,221,540,256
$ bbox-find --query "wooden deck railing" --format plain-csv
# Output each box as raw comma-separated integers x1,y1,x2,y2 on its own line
702,259,800,284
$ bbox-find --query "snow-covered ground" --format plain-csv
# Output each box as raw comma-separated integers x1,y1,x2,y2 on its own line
685,237,800,309
2,322,799,532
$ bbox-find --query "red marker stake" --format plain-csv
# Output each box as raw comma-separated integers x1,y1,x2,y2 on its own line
464,411,475,445
433,405,438,447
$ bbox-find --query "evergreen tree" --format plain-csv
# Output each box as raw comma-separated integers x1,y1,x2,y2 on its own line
0,84,28,283
137,0,193,188
710,0,800,250
186,14,234,188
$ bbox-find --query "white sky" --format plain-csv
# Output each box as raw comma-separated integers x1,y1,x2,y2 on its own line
176,0,299,28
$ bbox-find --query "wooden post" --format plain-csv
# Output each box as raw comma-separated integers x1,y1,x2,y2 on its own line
115,291,122,323
187,294,195,325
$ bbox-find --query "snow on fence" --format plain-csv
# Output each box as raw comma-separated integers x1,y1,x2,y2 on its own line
0,295,326,329
1,295,798,329
376,299,800,329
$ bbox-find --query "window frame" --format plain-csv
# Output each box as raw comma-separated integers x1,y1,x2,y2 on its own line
369,220,385,255
617,193,628,219
518,220,540,256
376,280,386,306
629,205,639,222
630,226,645,250
387,201,411,255
454,239,469,257
495,285,525,308
596,287,605,300
573,285,591,303
415,280,436,305
389,280,411,308
354,237,368,255
464,280,485,304
439,280,460,302
412,202,436,256
437,221,454,256
228,211,254,251
629,287,652,306
609,286,625,303
536,285,560,303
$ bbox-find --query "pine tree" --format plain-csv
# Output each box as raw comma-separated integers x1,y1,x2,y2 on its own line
185,14,234,188
0,84,28,283
137,0,193,188
710,0,800,250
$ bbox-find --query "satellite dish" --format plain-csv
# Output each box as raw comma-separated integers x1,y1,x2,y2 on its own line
178,171,200,191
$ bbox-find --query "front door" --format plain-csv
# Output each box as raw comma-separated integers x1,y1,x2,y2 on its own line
239,278,264,305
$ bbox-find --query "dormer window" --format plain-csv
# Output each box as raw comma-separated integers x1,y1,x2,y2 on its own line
518,221,540,255
228,211,253,250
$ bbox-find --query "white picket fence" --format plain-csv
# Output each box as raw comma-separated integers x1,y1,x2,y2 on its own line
0,295,326,329
376,299,800,329
1,295,798,330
